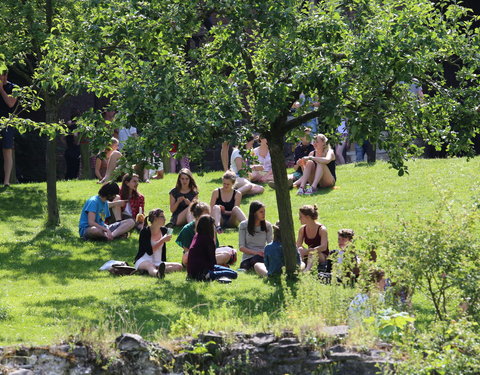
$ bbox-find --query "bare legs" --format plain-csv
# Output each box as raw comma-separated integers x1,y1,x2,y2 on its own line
211,205,246,228
137,261,183,277
234,177,264,196
254,262,268,277
84,218,135,240
335,143,346,165
293,161,335,190
2,148,13,185
99,150,122,184
173,207,194,227
221,141,229,171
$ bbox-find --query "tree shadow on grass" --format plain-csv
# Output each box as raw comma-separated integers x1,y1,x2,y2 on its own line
0,185,47,220
208,177,223,184
0,225,138,283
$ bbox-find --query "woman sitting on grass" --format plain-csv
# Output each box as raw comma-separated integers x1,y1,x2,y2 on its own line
250,136,274,184
78,182,135,241
134,208,183,278
296,204,329,272
95,137,122,185
111,173,145,230
187,215,238,282
168,168,199,227
176,201,237,267
210,171,247,234
230,136,264,196
238,201,272,277
293,133,336,195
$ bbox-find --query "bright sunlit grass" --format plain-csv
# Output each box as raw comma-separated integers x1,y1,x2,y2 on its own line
0,157,478,345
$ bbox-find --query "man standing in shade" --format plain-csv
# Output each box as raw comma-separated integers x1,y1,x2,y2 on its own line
0,69,18,187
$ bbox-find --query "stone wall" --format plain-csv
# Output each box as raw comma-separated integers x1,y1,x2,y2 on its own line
1,331,392,375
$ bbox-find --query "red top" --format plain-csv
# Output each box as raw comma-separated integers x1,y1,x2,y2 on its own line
120,187,145,218
303,224,329,254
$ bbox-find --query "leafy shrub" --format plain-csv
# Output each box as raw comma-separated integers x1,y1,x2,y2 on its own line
390,319,480,374
369,190,480,321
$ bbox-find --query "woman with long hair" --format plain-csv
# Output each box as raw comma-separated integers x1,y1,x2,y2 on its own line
238,201,272,276
134,208,183,278
187,215,238,282
111,173,145,230
293,133,336,195
296,204,329,272
176,201,237,267
210,170,246,233
168,168,198,227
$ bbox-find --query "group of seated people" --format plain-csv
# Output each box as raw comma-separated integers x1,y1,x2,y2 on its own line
78,167,355,282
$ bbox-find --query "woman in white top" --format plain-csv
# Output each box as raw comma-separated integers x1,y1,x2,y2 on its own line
250,136,274,183
229,135,264,196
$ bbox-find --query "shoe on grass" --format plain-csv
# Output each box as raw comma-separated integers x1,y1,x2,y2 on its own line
304,186,313,195
297,187,305,195
156,262,166,279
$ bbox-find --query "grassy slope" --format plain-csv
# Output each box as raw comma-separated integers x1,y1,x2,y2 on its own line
0,158,478,345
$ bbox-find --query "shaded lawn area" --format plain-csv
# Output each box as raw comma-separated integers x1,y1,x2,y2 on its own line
0,158,478,345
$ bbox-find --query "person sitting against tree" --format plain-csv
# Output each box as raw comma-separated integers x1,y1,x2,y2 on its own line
187,215,238,282
210,170,247,234
230,135,264,196
238,201,272,277
78,182,135,241
176,201,237,268
296,204,329,272
134,208,183,278
293,133,336,195
110,173,145,231
250,136,274,183
167,168,198,227
95,137,122,184
264,222,303,277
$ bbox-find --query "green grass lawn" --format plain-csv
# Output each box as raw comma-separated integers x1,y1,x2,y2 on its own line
0,157,478,346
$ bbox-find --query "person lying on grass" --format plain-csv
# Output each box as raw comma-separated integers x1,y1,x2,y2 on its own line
187,215,238,282
176,201,237,268
134,208,183,278
209,170,247,234
238,201,272,277
78,182,135,241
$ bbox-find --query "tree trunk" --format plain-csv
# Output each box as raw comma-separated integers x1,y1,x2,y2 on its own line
267,131,298,277
45,94,60,226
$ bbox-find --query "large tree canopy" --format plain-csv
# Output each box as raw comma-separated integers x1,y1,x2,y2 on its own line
9,0,480,271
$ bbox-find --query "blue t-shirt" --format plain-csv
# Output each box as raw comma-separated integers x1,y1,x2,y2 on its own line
79,195,110,237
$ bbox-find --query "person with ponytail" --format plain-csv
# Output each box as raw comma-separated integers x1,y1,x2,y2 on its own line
176,201,237,267
187,215,238,282
296,204,329,272
133,208,183,278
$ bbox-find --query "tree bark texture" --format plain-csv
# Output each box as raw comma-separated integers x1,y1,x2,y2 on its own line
267,131,298,276
45,94,60,226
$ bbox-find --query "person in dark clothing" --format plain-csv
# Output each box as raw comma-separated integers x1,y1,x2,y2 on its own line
187,215,237,281
168,168,199,227
134,208,183,277
0,69,18,187
63,110,81,180
210,170,246,233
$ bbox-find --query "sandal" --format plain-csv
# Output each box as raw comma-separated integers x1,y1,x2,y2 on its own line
216,225,224,234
